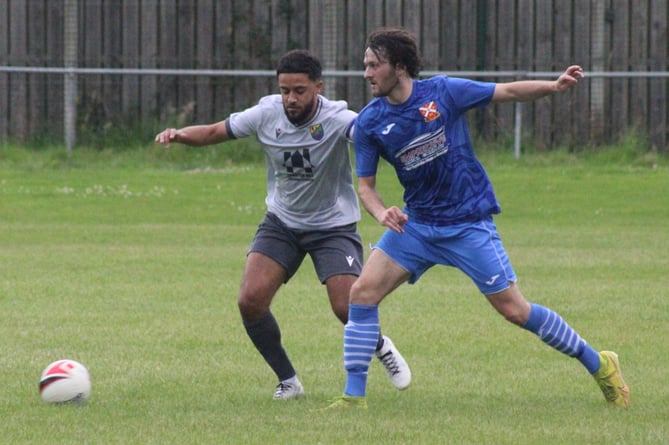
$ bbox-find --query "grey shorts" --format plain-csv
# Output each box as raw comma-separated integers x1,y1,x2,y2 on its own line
249,212,363,283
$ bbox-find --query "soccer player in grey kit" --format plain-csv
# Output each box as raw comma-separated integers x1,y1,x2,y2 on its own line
155,49,411,400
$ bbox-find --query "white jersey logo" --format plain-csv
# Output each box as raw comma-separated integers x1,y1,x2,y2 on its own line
382,123,396,135
486,274,500,286
346,256,355,267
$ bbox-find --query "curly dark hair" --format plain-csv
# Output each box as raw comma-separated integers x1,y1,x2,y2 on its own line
276,49,322,81
366,27,422,78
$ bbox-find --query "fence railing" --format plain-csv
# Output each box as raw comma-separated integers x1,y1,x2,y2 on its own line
2,66,667,156
2,0,667,152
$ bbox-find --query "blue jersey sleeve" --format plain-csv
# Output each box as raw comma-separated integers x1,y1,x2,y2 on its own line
441,77,495,113
353,111,381,178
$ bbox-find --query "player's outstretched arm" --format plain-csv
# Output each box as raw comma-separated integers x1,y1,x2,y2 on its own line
154,120,230,148
492,65,584,103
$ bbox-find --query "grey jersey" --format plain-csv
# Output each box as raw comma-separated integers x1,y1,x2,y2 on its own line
227,94,360,230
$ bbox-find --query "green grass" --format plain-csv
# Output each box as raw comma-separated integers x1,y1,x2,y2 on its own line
1,143,668,444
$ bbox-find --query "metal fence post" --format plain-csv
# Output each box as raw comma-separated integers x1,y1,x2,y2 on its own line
64,0,77,153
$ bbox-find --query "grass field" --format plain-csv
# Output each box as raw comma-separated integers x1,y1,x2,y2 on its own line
1,144,668,444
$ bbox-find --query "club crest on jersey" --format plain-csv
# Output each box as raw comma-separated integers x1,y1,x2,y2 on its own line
310,123,324,140
419,101,441,122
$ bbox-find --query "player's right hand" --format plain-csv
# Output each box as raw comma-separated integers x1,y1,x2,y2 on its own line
154,128,179,147
379,206,409,233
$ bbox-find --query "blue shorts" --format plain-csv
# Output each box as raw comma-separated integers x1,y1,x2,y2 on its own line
373,217,516,294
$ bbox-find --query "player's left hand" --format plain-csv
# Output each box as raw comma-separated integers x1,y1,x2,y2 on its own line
556,65,584,92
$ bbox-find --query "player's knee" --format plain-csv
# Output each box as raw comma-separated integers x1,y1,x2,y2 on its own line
501,310,527,326
237,290,270,320
496,302,530,326
349,279,363,301
349,280,375,305
488,284,530,326
332,304,348,324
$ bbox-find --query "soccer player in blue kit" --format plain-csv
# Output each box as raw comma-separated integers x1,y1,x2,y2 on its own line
327,28,630,409
155,50,410,401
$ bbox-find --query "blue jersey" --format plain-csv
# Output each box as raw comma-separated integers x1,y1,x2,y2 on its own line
354,76,500,225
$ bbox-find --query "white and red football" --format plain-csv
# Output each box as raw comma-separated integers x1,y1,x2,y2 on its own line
39,359,91,404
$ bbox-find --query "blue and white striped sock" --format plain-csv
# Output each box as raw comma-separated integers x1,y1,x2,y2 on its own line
343,304,379,397
523,303,601,373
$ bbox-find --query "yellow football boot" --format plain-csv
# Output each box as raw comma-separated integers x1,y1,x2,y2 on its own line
593,351,630,407
322,395,368,410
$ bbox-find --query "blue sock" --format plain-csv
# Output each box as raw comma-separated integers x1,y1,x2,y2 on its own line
523,303,601,373
343,304,379,397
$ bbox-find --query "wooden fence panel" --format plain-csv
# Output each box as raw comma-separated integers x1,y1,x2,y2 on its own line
290,0,309,52
332,0,348,101
495,0,513,69
440,0,460,71
159,0,179,120
345,0,366,111
194,0,214,123
9,1,28,140
421,0,441,72
494,0,516,135
364,0,384,107
271,0,289,58
251,0,273,100
534,0,553,149
630,0,649,131
385,0,403,27
649,0,667,151
404,0,420,51
26,1,44,138
213,1,237,122
232,2,253,112
609,0,630,141
140,1,159,123
516,0,535,143
573,0,592,145
477,0,495,140
457,1,477,70
0,0,667,150
0,0,8,138
482,0,495,73
103,0,123,128
553,0,573,146
78,0,103,135
122,0,140,115
308,0,324,60
45,1,64,136
365,1,385,44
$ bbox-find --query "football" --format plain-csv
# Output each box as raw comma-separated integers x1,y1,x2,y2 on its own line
39,359,91,404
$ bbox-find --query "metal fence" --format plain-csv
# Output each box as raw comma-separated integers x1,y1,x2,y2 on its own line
2,65,667,157
1,0,667,151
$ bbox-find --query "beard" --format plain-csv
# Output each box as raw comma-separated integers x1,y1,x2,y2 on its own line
284,99,316,126
369,71,401,99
